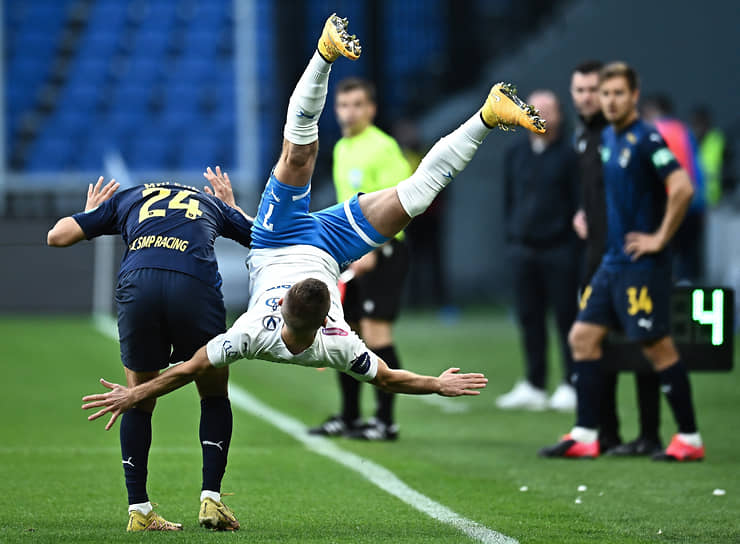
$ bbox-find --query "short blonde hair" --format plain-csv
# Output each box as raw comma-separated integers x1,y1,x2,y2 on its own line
599,61,639,91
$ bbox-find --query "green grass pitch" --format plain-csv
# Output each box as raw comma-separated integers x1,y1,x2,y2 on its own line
0,310,738,543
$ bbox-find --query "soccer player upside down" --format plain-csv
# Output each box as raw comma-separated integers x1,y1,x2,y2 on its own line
80,12,545,526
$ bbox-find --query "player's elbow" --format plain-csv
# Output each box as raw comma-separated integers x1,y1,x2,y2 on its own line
370,370,395,393
47,227,67,247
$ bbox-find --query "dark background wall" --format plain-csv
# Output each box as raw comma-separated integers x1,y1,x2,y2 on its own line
419,0,740,302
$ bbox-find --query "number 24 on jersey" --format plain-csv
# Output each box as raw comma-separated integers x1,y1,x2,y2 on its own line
139,188,203,223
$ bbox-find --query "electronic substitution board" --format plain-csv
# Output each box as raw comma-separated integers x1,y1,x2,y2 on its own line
603,286,734,372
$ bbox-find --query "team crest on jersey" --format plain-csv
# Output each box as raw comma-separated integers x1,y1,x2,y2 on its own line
262,315,281,331
350,352,371,375
619,147,631,168
266,297,280,311
626,132,637,144
322,327,349,336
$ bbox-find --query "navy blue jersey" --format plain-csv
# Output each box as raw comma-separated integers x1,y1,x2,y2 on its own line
73,182,252,287
600,119,681,267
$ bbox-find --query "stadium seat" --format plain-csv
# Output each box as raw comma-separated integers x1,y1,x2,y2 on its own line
177,131,233,171
127,133,176,170
26,133,76,172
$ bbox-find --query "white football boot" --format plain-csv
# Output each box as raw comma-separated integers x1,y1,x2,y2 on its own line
495,380,547,411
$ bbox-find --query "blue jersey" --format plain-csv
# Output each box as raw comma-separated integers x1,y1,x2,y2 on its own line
73,182,252,287
600,119,681,267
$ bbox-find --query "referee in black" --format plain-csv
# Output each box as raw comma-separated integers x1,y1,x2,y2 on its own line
570,60,661,455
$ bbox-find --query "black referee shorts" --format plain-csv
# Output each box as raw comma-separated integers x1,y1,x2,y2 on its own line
343,238,409,323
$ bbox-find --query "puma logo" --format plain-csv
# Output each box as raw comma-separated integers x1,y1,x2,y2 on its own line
122,456,135,468
202,440,224,451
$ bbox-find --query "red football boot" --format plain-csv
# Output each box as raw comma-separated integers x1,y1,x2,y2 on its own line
653,434,705,462
539,434,600,459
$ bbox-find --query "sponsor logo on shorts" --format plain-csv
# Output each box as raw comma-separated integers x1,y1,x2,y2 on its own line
350,352,371,375
263,315,281,331
322,327,348,336
637,317,653,330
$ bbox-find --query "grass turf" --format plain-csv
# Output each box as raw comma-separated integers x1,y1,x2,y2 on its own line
0,311,738,543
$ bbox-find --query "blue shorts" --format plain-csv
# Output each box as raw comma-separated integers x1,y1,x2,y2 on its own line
115,268,226,372
577,263,671,342
250,173,389,267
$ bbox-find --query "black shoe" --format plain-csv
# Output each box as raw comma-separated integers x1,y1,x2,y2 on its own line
605,436,663,456
346,418,399,441
598,434,622,453
308,415,357,437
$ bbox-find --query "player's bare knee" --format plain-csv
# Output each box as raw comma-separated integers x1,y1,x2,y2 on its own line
195,366,230,399
642,336,678,371
282,141,317,170
569,324,601,360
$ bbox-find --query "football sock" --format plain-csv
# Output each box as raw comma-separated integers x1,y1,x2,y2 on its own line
338,370,361,423
572,358,603,431
373,345,401,425
570,426,598,443
658,361,698,434
128,501,153,515
397,113,491,217
120,407,152,505
598,370,621,442
636,371,661,440
283,51,332,145
200,397,232,493
678,432,703,447
200,490,221,503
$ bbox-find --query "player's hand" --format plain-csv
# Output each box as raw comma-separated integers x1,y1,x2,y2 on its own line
624,231,664,261
437,368,488,397
573,209,588,240
81,379,134,430
203,166,236,208
85,176,119,211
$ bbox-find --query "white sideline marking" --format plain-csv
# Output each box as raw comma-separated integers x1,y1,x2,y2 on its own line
228,385,517,544
93,315,516,543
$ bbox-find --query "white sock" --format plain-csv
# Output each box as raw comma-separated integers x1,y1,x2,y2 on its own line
283,51,332,145
128,501,152,515
200,489,221,503
396,113,491,217
570,426,598,443
678,432,702,447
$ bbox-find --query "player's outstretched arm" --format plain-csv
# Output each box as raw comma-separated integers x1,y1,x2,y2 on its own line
370,358,487,396
82,346,212,430
47,176,119,246
203,165,253,221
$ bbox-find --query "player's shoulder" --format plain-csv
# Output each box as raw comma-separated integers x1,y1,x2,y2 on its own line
364,125,402,152
634,119,664,144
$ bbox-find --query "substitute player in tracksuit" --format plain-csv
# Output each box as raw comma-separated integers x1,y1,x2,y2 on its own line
47,172,252,530
309,77,411,441
540,62,704,461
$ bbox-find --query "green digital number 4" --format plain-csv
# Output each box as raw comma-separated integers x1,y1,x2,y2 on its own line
692,289,724,346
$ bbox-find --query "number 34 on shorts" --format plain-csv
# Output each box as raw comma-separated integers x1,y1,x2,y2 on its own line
626,286,653,315
579,284,653,315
